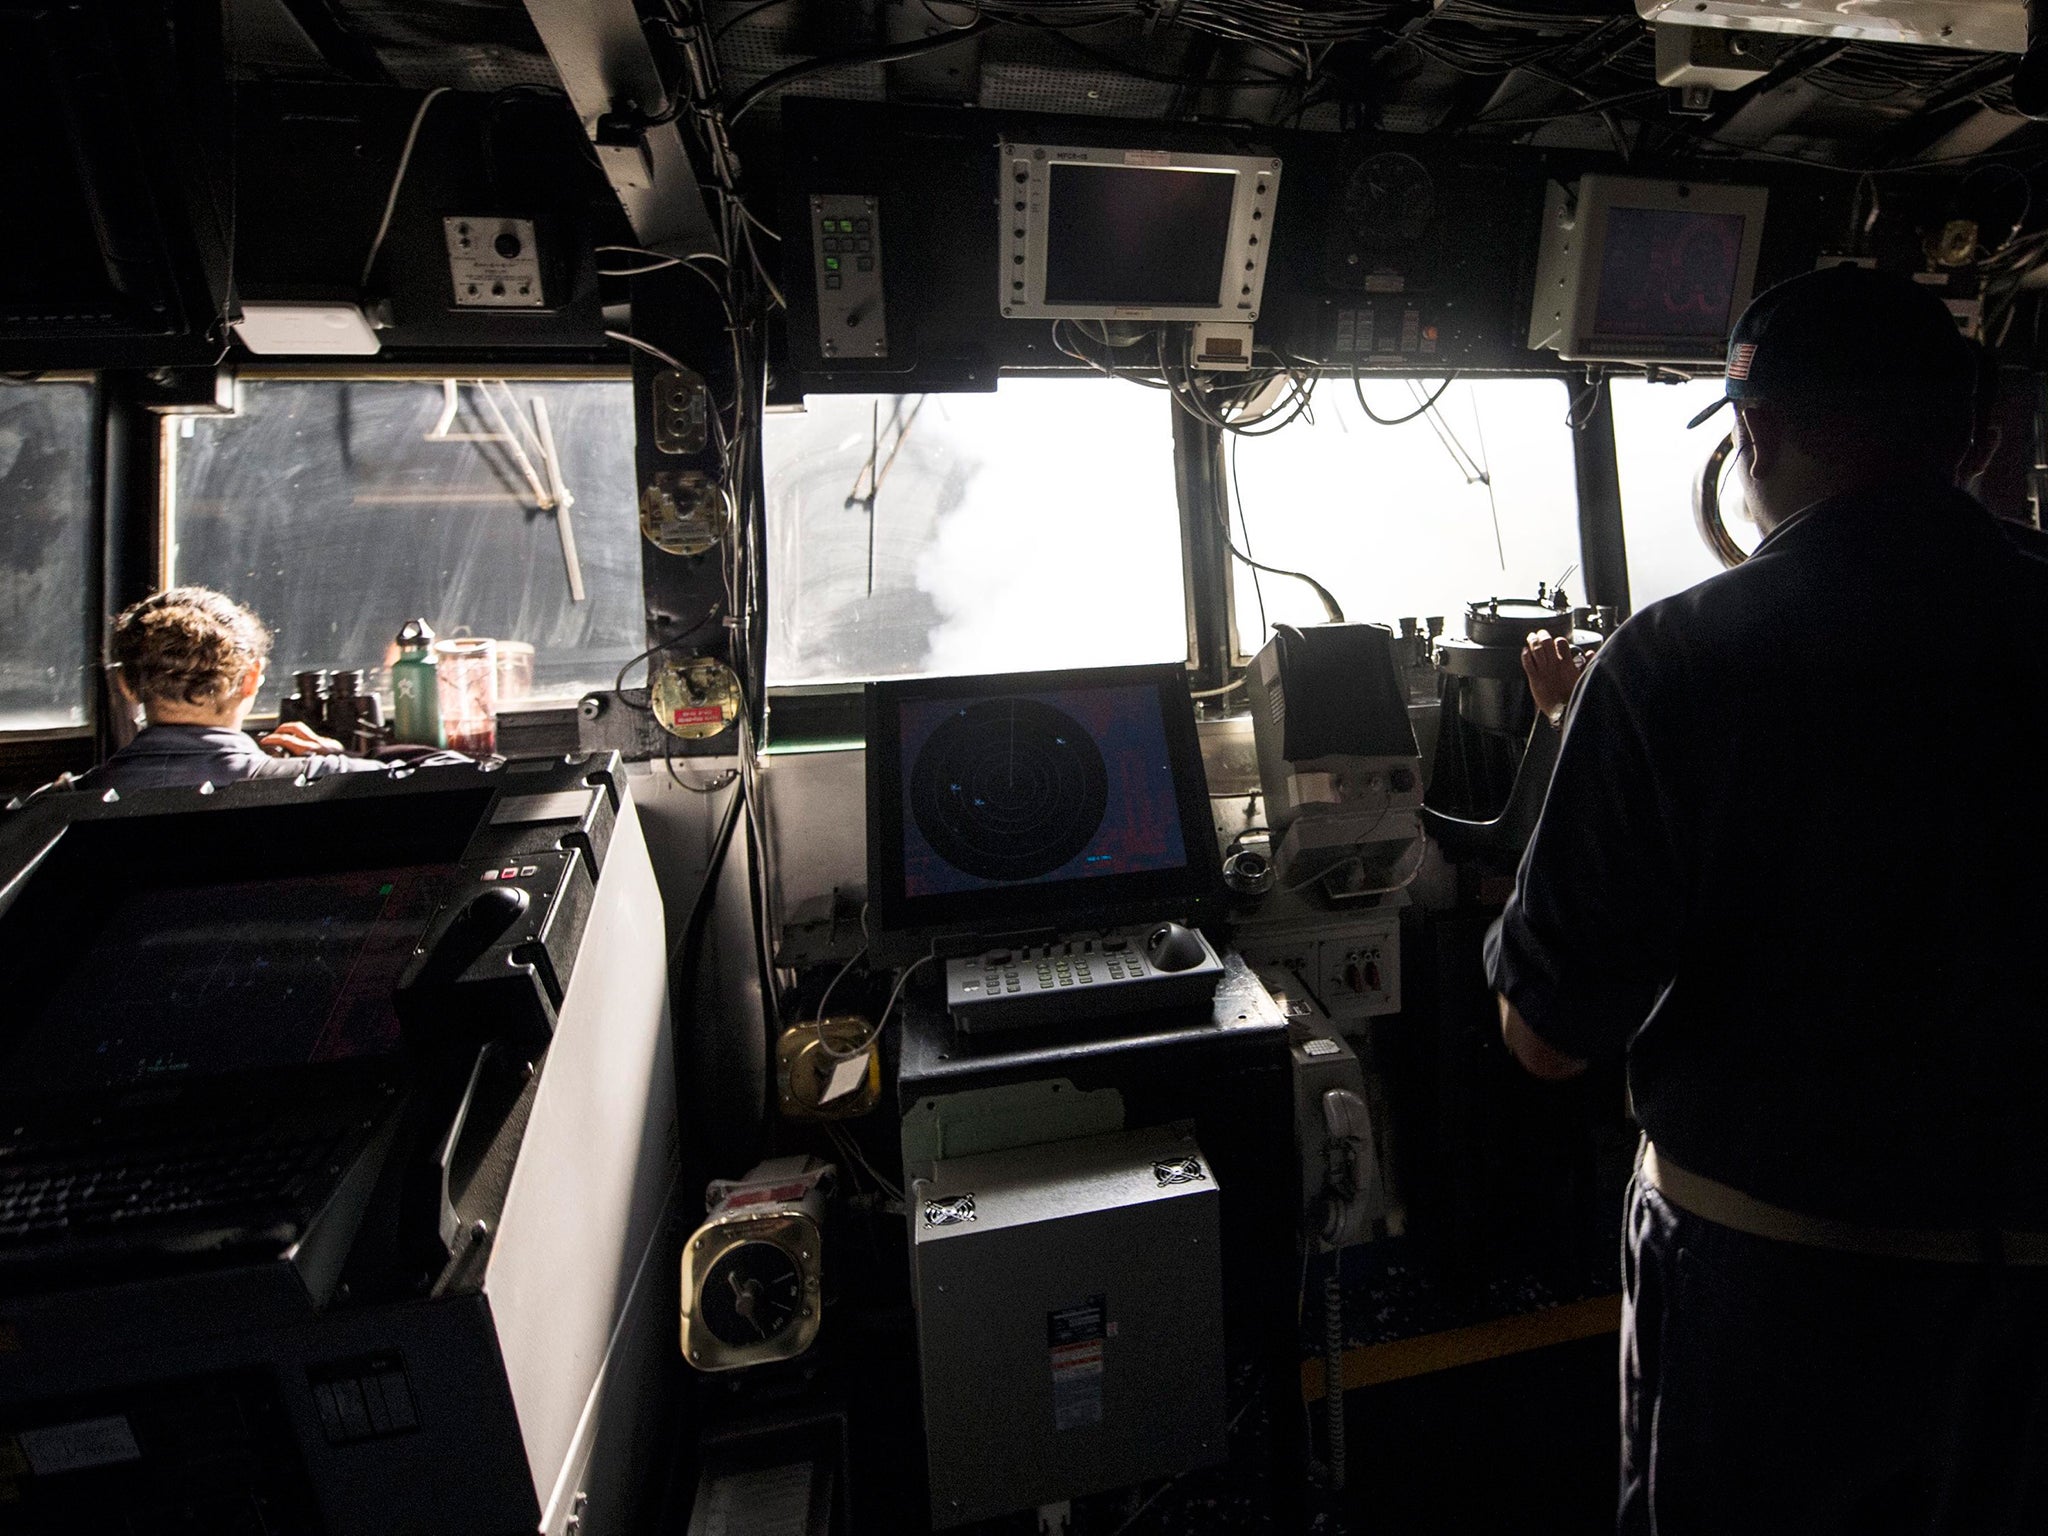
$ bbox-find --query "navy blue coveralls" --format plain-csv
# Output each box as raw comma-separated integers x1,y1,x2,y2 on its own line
1487,483,2048,1534
81,724,388,792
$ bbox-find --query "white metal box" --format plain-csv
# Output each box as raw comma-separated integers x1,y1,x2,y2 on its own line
910,1127,1227,1527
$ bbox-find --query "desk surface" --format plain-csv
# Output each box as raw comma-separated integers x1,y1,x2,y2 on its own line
895,951,1288,1095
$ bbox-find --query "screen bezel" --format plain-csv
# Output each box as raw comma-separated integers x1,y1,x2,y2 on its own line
0,788,494,1105
865,663,1221,949
1548,176,1768,364
999,142,1281,325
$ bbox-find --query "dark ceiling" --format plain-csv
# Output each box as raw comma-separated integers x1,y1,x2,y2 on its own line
232,0,2040,173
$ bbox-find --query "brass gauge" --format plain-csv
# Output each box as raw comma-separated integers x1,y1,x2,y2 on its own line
777,1017,881,1120
681,1156,832,1372
639,470,729,557
652,656,740,740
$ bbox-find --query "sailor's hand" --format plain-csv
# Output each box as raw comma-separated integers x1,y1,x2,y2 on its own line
260,720,348,757
1521,631,1585,728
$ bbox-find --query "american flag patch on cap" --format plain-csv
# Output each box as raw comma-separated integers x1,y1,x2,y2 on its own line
1727,342,1757,381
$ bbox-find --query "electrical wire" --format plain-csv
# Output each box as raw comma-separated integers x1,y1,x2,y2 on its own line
1228,434,1270,645
1106,1391,1261,1536
826,1123,904,1205
816,954,934,1061
1214,478,1345,623
728,21,996,123
360,86,450,290
612,610,725,711
815,946,868,1023
603,329,689,373
1353,368,1459,427
714,0,801,38
669,776,746,970
661,729,741,793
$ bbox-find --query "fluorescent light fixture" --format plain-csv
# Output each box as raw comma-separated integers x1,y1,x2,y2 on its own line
232,301,383,356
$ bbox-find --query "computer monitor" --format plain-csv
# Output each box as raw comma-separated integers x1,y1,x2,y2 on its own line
998,143,1282,325
0,793,486,1100
865,663,1220,953
1527,175,1768,364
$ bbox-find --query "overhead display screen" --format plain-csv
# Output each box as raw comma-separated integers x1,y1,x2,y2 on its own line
1593,206,1750,342
1043,164,1237,308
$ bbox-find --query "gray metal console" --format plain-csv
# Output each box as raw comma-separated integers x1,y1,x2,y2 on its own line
0,757,676,1536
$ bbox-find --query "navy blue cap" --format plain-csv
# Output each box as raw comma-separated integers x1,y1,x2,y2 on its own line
1686,264,1978,429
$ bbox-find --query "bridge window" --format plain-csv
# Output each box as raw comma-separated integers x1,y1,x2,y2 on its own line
1225,377,1583,655
166,378,645,714
764,379,1186,686
0,379,95,734
1611,377,1761,610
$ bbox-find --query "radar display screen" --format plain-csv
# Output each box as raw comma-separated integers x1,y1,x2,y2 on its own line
900,687,1185,898
1593,205,1748,341
1045,164,1237,308
866,664,1217,943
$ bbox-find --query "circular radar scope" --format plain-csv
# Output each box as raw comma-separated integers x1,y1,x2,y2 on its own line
910,698,1108,883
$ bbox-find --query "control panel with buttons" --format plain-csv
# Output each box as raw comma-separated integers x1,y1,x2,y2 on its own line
1317,924,1399,1022
1239,907,1402,1024
810,192,887,361
944,925,1225,1034
444,217,545,309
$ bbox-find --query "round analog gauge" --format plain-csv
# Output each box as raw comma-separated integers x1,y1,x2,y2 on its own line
1344,153,1436,245
640,471,729,557
652,656,741,741
699,1240,804,1348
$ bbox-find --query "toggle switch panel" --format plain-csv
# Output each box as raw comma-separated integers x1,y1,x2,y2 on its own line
810,192,887,361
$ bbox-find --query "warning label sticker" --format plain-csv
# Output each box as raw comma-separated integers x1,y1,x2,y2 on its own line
672,706,726,726
1048,1295,1107,1430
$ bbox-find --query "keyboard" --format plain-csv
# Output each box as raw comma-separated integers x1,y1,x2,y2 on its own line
944,925,1226,1033
0,1078,400,1287
0,1128,345,1244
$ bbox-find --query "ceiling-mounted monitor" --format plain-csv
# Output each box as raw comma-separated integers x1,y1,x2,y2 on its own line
997,143,1281,325
1527,175,1768,365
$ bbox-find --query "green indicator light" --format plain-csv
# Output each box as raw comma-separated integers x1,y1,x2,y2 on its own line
379,883,394,896
825,256,840,271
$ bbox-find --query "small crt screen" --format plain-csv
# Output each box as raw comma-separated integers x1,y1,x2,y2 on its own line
0,864,457,1098
897,685,1190,899
1593,205,1749,342
1044,163,1237,308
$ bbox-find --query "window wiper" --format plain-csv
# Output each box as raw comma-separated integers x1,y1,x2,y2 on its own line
472,380,555,513
531,394,585,604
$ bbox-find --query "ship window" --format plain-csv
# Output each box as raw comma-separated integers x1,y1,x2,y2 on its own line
763,379,1188,686
0,379,96,734
166,378,645,714
1225,377,1584,656
1611,377,1761,610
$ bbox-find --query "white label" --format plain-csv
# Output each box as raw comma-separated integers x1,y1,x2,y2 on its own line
819,1053,869,1106
688,1462,813,1536
21,1416,142,1476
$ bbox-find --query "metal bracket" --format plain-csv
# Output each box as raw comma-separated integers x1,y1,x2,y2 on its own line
519,0,720,254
